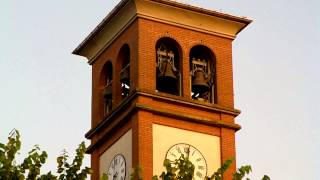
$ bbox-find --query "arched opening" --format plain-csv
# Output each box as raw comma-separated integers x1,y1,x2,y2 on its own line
155,37,182,95
118,44,131,99
101,61,113,116
189,45,216,103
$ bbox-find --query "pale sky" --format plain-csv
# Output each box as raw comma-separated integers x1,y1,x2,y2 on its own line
1,0,319,179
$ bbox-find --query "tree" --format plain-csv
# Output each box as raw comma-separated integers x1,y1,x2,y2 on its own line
152,154,195,180
0,129,91,180
1,129,269,180
101,153,269,180
152,155,270,180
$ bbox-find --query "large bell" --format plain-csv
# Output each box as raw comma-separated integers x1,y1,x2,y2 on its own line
120,67,130,84
103,85,112,99
157,61,178,94
157,61,177,81
192,70,210,94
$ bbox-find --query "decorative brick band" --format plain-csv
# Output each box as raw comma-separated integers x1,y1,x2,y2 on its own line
85,90,241,153
86,89,240,138
135,103,241,131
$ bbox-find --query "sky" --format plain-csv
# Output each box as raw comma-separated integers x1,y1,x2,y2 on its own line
1,0,319,179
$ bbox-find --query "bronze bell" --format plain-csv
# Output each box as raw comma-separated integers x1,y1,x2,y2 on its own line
103,85,112,99
157,61,177,81
120,67,130,84
192,70,210,93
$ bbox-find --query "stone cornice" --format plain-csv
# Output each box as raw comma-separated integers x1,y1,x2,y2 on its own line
73,0,252,64
85,90,241,141
136,103,241,131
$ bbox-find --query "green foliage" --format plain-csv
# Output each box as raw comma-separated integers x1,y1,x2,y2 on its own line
56,142,92,180
261,175,271,180
153,154,195,180
206,159,233,180
152,156,270,180
1,129,269,180
101,173,108,180
232,165,251,180
0,129,23,179
131,166,143,180
0,129,91,180
21,145,48,179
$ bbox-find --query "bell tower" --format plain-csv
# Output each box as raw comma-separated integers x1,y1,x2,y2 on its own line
73,0,251,179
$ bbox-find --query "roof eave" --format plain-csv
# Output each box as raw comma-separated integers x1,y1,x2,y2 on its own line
72,0,131,56
72,0,252,58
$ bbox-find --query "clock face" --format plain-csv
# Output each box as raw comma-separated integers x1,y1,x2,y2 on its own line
165,143,207,180
107,154,126,180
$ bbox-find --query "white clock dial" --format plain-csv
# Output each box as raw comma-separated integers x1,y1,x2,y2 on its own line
107,154,126,180
165,143,207,180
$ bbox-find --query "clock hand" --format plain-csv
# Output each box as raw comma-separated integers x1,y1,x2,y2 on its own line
187,145,190,159
113,171,118,180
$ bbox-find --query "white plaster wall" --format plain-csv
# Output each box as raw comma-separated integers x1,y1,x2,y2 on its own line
100,129,132,179
153,124,221,177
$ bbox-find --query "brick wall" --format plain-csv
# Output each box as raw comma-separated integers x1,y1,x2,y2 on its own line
91,20,139,128
137,18,234,108
89,17,238,180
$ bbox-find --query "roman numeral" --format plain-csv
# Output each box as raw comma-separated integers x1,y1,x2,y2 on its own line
183,146,190,154
170,152,176,157
111,161,115,169
196,171,203,178
176,146,182,154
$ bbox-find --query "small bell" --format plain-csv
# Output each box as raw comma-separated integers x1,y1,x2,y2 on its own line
192,70,210,94
157,61,177,81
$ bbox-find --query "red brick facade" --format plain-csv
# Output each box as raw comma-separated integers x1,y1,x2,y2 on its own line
84,15,243,179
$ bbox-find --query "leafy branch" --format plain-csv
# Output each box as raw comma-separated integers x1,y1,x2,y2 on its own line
152,155,269,180
0,129,91,180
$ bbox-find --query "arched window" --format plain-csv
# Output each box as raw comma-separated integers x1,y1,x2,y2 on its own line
190,45,216,103
118,44,130,99
101,61,113,115
155,37,181,95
